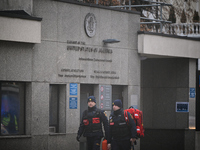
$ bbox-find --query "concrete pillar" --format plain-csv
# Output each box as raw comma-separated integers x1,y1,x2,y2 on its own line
189,59,196,129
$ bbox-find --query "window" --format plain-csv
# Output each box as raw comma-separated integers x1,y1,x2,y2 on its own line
49,84,66,133
0,82,25,135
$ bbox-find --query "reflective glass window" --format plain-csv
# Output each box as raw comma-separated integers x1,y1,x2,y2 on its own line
0,82,25,135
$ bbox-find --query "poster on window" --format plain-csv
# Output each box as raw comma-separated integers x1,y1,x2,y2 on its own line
176,102,189,112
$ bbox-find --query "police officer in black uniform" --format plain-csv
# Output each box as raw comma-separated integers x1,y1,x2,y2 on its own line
76,96,109,150
107,99,137,150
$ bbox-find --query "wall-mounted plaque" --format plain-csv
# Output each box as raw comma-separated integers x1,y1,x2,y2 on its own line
84,13,97,38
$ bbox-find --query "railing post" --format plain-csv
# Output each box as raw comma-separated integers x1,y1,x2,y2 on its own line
166,24,169,34
151,25,154,32
192,24,194,35
162,25,166,34
160,4,163,33
129,0,131,10
195,24,197,34
170,24,172,34
175,24,177,35
180,24,183,36
176,24,179,35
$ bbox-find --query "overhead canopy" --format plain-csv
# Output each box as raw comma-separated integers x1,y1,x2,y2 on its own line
138,31,200,59
0,10,42,43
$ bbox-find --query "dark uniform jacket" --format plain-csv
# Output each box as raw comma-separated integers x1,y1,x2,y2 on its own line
77,106,109,138
107,109,137,143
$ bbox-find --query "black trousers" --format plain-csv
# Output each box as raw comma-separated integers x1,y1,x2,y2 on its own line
111,139,133,150
87,136,102,150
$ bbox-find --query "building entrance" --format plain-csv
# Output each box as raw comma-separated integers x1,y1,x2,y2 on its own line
112,85,124,107
79,84,126,150
79,84,94,150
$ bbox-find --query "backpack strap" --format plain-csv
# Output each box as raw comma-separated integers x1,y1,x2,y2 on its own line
124,111,129,125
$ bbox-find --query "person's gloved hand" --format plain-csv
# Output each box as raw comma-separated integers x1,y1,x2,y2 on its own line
130,138,136,145
76,135,80,142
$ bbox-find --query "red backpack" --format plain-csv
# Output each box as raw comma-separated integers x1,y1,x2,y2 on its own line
124,107,144,138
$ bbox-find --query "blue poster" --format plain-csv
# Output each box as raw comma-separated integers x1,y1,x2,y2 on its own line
70,83,77,95
190,88,195,98
69,97,77,109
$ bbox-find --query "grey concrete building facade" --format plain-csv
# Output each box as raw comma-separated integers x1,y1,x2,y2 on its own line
0,0,200,150
0,0,141,150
